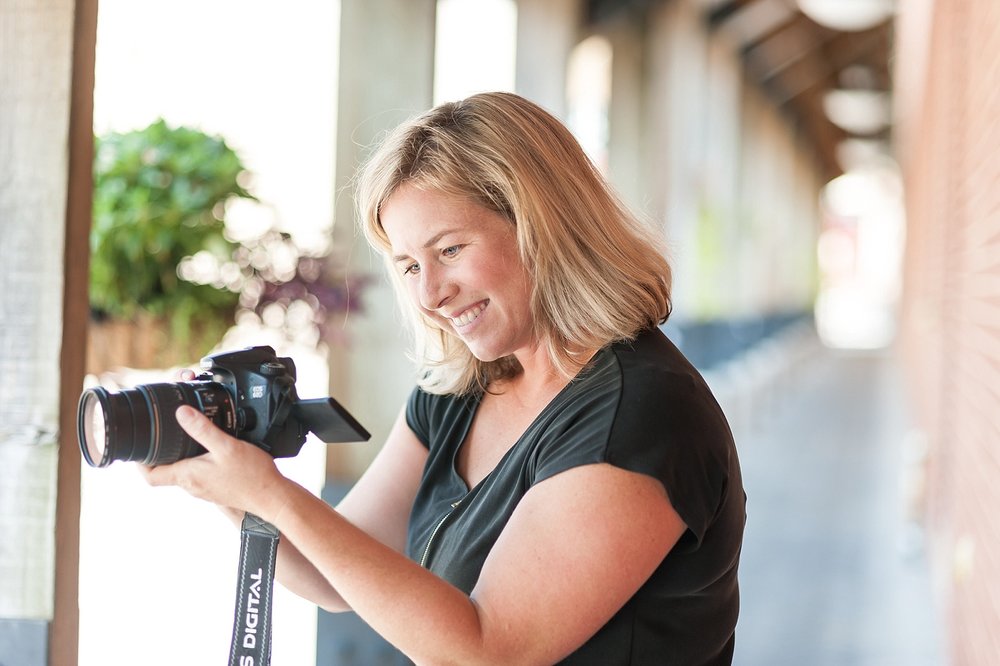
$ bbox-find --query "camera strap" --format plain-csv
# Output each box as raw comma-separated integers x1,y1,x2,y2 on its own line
229,513,280,666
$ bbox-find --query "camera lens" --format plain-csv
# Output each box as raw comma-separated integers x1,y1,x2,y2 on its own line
77,381,236,468
79,391,108,465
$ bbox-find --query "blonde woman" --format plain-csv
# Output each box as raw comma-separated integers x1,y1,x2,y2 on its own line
147,92,745,665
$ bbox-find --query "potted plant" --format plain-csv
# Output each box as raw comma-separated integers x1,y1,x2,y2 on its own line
87,119,366,373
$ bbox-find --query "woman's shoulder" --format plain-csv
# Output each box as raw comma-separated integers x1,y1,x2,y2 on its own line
596,327,738,484
610,327,698,376
608,328,724,416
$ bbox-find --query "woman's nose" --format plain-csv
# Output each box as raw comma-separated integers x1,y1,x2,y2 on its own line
418,266,455,311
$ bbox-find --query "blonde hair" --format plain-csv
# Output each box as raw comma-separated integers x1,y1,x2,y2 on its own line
356,92,672,395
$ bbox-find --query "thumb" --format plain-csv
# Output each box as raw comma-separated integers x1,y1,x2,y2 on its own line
175,405,231,453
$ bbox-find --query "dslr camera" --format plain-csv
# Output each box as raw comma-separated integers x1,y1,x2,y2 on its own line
77,345,369,468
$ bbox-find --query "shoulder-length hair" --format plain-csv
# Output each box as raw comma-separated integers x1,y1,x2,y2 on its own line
356,91,672,395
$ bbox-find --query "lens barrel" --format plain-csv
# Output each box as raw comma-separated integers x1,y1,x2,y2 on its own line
77,381,236,468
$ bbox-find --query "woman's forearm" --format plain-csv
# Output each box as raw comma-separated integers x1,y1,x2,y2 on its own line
267,480,493,665
217,504,351,612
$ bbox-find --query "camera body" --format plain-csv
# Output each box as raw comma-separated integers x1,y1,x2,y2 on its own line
78,345,369,468
206,345,317,457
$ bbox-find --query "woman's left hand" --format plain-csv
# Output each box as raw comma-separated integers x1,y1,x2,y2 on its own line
140,405,291,522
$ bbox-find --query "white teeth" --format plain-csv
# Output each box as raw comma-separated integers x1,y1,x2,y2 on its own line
451,302,486,327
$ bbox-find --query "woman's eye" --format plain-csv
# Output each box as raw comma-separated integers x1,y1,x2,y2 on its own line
442,245,462,258
403,262,420,276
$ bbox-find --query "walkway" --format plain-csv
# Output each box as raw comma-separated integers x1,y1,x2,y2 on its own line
717,328,947,665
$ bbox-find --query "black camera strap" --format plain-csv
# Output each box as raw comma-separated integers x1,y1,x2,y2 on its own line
229,513,280,666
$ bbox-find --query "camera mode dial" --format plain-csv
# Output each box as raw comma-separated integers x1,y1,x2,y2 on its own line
259,361,286,376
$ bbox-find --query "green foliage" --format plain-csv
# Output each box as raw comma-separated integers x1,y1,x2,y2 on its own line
89,119,256,342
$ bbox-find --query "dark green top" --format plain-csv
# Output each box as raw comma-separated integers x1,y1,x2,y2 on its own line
405,328,745,665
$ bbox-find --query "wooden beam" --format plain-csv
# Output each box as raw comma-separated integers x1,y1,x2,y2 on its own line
707,0,758,28
50,0,97,663
776,25,892,106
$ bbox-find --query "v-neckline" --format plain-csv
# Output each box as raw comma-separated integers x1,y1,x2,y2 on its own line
449,347,609,493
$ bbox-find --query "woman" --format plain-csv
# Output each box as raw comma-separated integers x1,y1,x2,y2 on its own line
146,92,745,665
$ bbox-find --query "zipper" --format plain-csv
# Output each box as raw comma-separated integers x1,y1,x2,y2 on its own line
420,498,463,567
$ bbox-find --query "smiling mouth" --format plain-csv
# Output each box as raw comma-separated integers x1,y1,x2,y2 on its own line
450,301,488,327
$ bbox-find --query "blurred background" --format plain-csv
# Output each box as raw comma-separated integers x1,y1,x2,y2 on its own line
1,0,996,664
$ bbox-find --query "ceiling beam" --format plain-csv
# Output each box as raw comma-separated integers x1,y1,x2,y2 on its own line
707,0,761,29
776,25,892,106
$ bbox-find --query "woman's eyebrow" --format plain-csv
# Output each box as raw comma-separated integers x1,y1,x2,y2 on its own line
392,228,461,262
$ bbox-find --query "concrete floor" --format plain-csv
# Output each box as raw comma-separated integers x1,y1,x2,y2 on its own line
726,338,946,666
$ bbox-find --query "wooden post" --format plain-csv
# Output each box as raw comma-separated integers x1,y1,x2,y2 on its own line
51,0,98,664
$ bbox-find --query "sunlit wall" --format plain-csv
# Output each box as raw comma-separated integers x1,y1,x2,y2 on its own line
895,0,1000,662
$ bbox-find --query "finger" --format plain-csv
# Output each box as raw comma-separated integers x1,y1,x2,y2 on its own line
136,464,155,483
139,462,177,487
175,405,232,454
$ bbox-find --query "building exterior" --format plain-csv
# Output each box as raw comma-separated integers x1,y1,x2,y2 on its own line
3,0,999,663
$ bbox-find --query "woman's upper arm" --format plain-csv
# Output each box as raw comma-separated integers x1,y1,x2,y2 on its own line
470,463,687,665
334,406,428,554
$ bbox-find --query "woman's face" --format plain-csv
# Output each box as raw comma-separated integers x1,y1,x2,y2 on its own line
380,182,535,363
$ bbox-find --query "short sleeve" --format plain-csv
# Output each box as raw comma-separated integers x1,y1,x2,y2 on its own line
609,367,736,546
405,387,432,449
405,386,480,452
529,361,621,484
527,335,738,548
